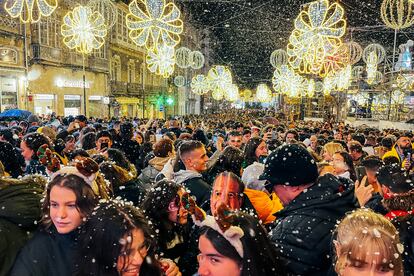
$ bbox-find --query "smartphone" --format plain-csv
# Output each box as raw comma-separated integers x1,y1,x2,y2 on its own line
212,135,218,144
356,166,367,183
100,142,109,151
271,131,277,140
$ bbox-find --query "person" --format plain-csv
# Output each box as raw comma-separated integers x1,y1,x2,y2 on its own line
206,146,244,184
321,142,344,163
226,131,243,149
260,144,357,275
138,138,175,185
195,205,284,276
0,175,47,275
333,208,404,276
332,151,357,181
348,140,368,166
142,180,190,263
284,129,299,144
0,140,24,177
383,134,414,168
114,122,141,168
242,137,268,168
76,200,181,276
54,135,76,166
87,130,113,156
359,155,384,193
20,132,51,176
173,141,211,209
10,173,97,276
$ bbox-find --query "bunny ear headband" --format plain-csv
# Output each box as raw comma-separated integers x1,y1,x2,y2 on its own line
189,200,245,258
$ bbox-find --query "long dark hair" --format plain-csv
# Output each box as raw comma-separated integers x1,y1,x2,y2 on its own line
22,132,51,160
199,212,285,276
210,146,244,177
81,132,96,151
336,151,357,182
243,137,264,167
41,174,97,230
75,201,162,276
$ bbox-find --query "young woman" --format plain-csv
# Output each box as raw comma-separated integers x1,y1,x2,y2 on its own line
76,201,181,276
332,151,357,182
10,173,97,275
321,142,344,163
334,208,404,276
20,132,51,175
242,137,268,168
197,210,284,276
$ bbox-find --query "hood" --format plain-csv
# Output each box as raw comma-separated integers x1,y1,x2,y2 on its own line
149,156,171,171
173,170,203,184
275,173,357,218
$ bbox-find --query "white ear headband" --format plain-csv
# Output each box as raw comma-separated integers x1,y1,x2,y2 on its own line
193,215,245,258
51,166,97,187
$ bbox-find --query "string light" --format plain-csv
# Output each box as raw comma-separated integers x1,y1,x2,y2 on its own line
335,64,352,91
270,49,288,68
381,0,414,30
88,0,117,30
320,43,350,77
366,51,378,85
191,74,210,95
323,75,335,96
5,0,57,23
146,43,175,78
225,84,240,102
287,0,346,76
126,0,183,50
344,41,363,65
363,44,386,64
207,65,233,94
189,51,205,70
61,6,108,55
306,79,316,97
175,47,192,69
174,75,185,87
256,83,272,102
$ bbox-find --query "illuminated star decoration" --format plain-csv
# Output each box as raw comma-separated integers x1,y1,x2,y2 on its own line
191,74,210,95
61,6,108,55
207,65,233,96
126,0,183,50
287,0,346,76
256,84,272,103
4,0,57,23
146,43,176,78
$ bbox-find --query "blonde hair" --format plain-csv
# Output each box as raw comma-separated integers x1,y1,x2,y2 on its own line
323,142,344,157
334,209,403,276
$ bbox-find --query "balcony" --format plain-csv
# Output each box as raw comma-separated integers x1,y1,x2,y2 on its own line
89,57,109,72
31,44,62,64
61,51,87,67
127,83,143,97
144,84,167,96
0,15,21,34
110,81,128,96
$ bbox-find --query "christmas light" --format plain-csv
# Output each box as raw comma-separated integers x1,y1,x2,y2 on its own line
344,41,363,65
381,0,414,30
61,6,108,55
212,89,224,100
191,74,210,95
392,89,406,103
323,75,335,96
5,0,57,23
146,43,175,78
189,51,205,70
256,84,272,103
88,0,117,30
270,49,288,68
174,75,185,87
366,51,378,85
287,0,346,76
363,44,386,64
126,0,183,50
207,65,233,94
306,79,316,97
320,43,350,77
335,64,352,91
175,47,192,69
225,84,240,102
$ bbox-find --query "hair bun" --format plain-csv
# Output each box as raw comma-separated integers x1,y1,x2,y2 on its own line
75,157,99,177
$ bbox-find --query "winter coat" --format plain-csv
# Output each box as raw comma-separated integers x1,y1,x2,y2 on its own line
269,174,358,276
24,159,47,176
114,138,141,168
10,227,78,276
138,156,171,185
174,170,211,210
0,176,47,276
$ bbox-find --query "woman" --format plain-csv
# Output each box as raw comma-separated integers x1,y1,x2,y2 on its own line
242,137,268,169
334,208,403,276
332,151,357,181
206,146,244,184
321,142,344,163
196,208,284,276
20,132,51,176
10,173,97,275
76,201,181,276
134,131,144,145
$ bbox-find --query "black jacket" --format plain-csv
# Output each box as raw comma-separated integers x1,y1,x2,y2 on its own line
114,138,141,168
174,170,211,210
9,227,78,276
393,215,414,276
269,174,358,276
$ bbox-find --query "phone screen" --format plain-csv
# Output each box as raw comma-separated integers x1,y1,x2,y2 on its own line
100,142,109,150
212,135,218,144
356,166,367,183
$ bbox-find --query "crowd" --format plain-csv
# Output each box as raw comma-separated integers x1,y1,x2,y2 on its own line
0,109,413,276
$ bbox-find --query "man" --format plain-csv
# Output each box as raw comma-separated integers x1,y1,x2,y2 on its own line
348,140,367,166
207,131,242,168
382,133,413,165
284,129,299,144
74,115,88,130
242,129,251,145
113,122,141,167
226,130,243,149
260,144,356,275
173,140,211,209
87,130,113,156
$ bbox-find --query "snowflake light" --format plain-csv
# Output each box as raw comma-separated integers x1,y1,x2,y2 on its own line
287,0,346,76
256,84,272,103
126,0,183,50
191,74,210,95
392,89,406,103
207,65,233,94
241,89,252,101
225,84,240,102
174,75,185,87
146,43,175,78
61,6,108,55
270,49,288,68
323,75,335,96
212,89,224,100
272,65,294,93
381,0,414,30
5,0,57,23
189,51,205,70
88,0,117,30
175,47,192,69
305,79,316,97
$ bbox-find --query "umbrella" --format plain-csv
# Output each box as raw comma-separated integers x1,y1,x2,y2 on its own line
0,109,32,119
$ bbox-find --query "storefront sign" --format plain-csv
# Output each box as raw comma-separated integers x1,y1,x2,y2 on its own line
56,78,91,89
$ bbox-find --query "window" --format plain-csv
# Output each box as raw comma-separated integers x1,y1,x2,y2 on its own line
33,15,60,47
127,60,135,83
93,45,107,59
111,55,121,81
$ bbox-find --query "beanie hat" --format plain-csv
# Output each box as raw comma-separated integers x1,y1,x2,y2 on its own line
27,114,41,124
259,144,318,188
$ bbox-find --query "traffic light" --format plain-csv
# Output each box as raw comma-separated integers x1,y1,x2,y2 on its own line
166,96,174,106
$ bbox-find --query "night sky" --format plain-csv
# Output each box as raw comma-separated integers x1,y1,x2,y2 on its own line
176,0,414,89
